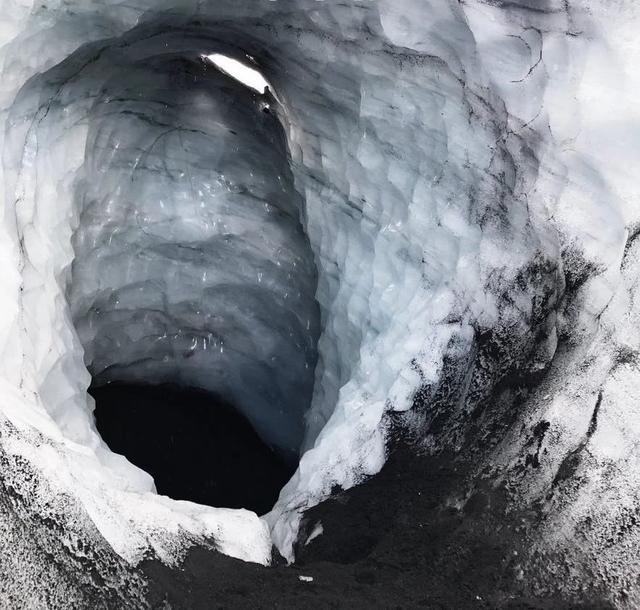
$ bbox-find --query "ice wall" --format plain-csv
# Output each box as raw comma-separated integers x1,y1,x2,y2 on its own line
0,0,567,566
0,0,639,600
67,53,319,457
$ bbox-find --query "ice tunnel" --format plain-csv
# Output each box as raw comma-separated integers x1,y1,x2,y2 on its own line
2,0,640,607
0,2,567,565
9,19,324,514
4,4,554,550
65,47,320,511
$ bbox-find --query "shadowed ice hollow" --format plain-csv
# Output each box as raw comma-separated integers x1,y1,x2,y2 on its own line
69,55,319,458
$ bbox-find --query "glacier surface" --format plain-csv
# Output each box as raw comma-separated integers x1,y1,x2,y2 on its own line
0,0,639,605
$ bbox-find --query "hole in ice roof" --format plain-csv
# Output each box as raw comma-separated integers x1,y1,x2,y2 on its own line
204,53,269,93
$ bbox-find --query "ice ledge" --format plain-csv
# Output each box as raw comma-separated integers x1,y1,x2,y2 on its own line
0,379,272,566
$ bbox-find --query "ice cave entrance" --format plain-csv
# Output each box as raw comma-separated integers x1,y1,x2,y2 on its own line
66,49,320,515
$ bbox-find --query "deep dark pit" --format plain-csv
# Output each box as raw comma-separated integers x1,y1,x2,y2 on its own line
90,382,296,515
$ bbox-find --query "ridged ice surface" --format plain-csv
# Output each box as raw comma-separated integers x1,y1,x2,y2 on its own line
0,0,640,605
69,56,319,457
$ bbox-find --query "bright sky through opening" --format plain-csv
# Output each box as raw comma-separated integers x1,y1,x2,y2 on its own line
205,54,269,93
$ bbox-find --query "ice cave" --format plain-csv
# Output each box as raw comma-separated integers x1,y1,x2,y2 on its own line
1,0,640,608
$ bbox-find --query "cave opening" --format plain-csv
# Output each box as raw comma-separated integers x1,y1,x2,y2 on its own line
203,53,269,93
64,41,320,513
91,382,297,515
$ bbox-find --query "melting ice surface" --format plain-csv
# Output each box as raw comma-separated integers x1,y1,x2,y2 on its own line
69,55,320,458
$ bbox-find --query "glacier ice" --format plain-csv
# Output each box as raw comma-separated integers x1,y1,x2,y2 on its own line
0,0,640,605
66,52,319,458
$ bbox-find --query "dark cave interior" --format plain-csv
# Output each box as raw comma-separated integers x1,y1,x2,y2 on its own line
91,382,296,515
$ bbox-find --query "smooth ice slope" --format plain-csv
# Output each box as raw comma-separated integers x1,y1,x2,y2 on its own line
0,1,639,604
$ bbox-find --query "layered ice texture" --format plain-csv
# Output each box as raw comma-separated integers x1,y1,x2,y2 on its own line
1,0,640,604
69,54,319,458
